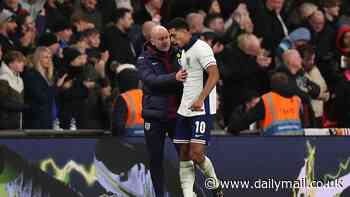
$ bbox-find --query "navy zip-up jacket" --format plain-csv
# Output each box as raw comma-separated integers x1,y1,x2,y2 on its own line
137,43,183,121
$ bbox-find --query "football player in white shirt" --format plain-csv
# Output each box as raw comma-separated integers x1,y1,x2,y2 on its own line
167,18,223,197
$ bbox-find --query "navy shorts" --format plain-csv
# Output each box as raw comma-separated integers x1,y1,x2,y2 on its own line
173,114,213,145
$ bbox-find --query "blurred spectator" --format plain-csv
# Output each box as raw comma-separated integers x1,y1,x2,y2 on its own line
276,27,311,67
220,33,271,126
58,47,90,130
52,20,73,49
73,29,109,129
204,14,225,34
336,25,350,56
23,47,56,129
71,14,95,36
298,44,330,127
277,49,318,127
308,11,338,89
44,0,70,32
0,10,18,53
14,13,36,55
335,54,350,127
186,13,204,36
200,0,221,17
133,20,157,57
287,2,318,29
102,8,136,87
227,72,304,136
321,0,341,29
38,32,60,57
102,8,135,64
72,28,97,54
249,0,288,57
37,32,63,74
226,3,253,33
0,50,27,129
81,28,104,62
1,0,28,16
134,0,171,25
20,0,46,20
72,0,103,30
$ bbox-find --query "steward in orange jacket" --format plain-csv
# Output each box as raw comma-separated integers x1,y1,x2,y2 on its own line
227,72,304,135
112,64,144,136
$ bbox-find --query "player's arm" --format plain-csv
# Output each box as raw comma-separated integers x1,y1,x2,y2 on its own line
190,65,219,111
190,42,219,111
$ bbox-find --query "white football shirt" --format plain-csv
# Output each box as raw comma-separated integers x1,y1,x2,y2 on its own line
177,39,217,117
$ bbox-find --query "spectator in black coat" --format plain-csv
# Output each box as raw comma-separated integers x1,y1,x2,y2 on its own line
0,11,17,54
102,8,136,65
134,0,172,25
307,10,339,89
58,47,90,129
276,49,319,127
335,55,350,127
44,0,71,32
220,33,271,126
321,0,341,29
23,47,56,129
71,0,103,31
249,0,288,57
101,8,136,87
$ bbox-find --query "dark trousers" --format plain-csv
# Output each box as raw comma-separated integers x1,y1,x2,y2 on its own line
144,118,177,197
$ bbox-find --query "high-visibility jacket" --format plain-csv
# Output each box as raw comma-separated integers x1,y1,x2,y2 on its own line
120,89,144,135
260,92,303,135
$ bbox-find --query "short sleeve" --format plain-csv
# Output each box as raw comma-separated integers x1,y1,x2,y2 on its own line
196,41,217,70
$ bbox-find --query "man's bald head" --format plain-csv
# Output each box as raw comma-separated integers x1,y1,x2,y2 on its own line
186,13,204,34
238,33,262,56
150,25,171,52
309,10,325,33
283,49,302,74
142,21,157,41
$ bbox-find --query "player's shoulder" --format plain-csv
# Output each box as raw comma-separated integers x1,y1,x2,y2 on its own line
194,39,211,49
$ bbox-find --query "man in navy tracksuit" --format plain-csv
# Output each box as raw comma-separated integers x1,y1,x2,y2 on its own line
137,25,187,197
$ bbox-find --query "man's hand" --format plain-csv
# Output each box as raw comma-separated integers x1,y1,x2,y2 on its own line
189,99,204,111
62,80,73,89
256,49,272,67
83,80,96,89
56,74,68,87
176,69,188,82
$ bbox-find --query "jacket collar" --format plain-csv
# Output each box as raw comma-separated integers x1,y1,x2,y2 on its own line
182,36,198,51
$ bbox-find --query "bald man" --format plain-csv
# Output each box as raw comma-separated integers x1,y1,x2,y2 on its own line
282,49,303,75
134,21,157,57
186,13,204,35
309,11,326,33
142,21,157,42
137,25,187,197
277,49,320,127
